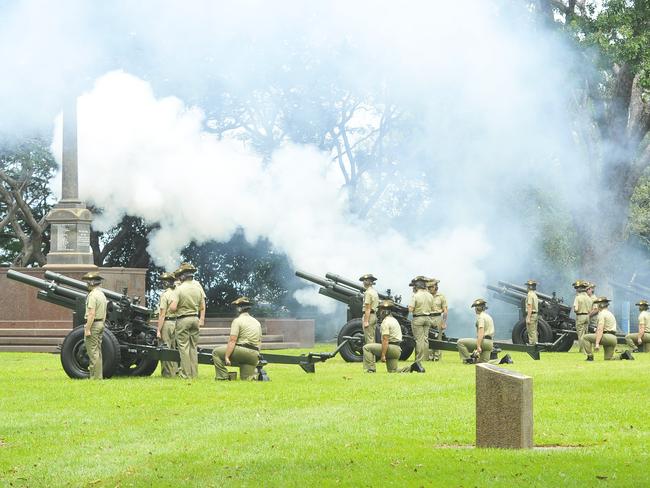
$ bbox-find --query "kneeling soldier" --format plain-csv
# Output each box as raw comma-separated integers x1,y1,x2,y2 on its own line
362,299,403,373
626,300,650,352
212,297,262,380
583,296,632,361
457,298,494,363
82,272,107,380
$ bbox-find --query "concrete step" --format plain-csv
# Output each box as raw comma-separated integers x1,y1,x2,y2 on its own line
0,328,70,337
0,345,60,353
0,321,72,329
0,337,63,345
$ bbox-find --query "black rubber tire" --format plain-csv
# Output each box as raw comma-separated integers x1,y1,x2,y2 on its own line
511,318,554,344
553,330,575,352
117,356,159,376
399,333,416,361
337,318,364,362
60,327,121,379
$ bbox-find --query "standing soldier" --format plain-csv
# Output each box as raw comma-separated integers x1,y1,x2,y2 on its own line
170,262,206,379
212,297,262,381
82,272,107,380
586,282,599,332
625,300,650,352
408,276,434,366
362,299,403,373
457,298,495,363
525,280,539,345
583,296,633,361
359,274,379,350
156,272,179,377
427,279,448,361
572,280,591,353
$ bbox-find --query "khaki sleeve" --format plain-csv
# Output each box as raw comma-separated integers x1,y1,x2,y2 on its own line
159,293,169,314
230,318,241,338
477,315,485,329
409,294,416,309
526,294,533,307
573,297,578,310
597,313,604,329
380,321,389,336
86,292,97,311
363,290,371,306
640,313,647,329
441,295,448,310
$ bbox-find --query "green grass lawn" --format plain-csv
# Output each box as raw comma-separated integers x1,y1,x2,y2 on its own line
1,346,648,487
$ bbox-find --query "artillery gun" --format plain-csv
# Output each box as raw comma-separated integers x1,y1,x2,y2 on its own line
295,270,415,362
7,269,346,379
297,270,547,361
487,281,576,351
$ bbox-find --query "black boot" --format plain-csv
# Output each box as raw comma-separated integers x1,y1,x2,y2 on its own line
410,361,426,373
585,355,594,361
499,354,513,364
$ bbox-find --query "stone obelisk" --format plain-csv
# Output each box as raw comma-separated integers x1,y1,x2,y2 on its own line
45,98,96,268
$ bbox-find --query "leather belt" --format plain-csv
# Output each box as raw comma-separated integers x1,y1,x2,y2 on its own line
484,335,493,340
93,318,105,322
237,343,260,351
576,313,589,316
603,331,616,335
177,314,199,319
413,314,430,317
431,312,442,316
165,316,177,321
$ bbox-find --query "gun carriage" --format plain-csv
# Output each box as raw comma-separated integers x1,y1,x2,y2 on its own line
487,281,576,351
296,270,546,361
7,269,344,379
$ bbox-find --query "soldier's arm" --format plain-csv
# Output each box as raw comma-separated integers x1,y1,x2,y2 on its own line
638,317,645,343
526,300,532,323
594,319,604,350
442,306,448,329
224,335,237,365
476,317,485,352
380,335,389,361
199,297,206,327
84,295,95,337
573,296,579,314
169,293,178,313
157,299,166,339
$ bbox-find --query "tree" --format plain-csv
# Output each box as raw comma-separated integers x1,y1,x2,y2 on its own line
0,137,56,266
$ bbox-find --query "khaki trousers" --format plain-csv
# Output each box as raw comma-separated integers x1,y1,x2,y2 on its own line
575,316,589,353
362,344,401,372
527,314,538,345
430,315,444,360
363,314,378,345
160,319,179,377
583,333,617,359
85,321,104,380
457,338,493,363
625,332,650,351
176,316,199,379
412,316,432,363
212,345,260,380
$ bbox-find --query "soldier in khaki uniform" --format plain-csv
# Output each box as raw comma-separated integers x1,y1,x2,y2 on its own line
156,272,179,377
212,297,262,381
586,282,599,331
525,280,539,345
360,274,379,349
408,276,434,364
82,272,107,380
457,298,494,363
583,296,633,361
572,280,591,353
169,262,206,379
362,299,403,373
427,279,447,361
625,300,650,352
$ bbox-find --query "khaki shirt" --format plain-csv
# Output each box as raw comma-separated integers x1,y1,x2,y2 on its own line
363,287,379,313
231,313,262,348
596,309,617,333
639,311,650,332
573,292,591,315
431,292,447,314
380,315,402,343
85,288,107,321
174,280,206,316
476,311,495,338
526,291,539,314
409,289,434,315
159,288,177,320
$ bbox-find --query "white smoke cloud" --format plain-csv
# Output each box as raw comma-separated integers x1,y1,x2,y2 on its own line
52,71,490,310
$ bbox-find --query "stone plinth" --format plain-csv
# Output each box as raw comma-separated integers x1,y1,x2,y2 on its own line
45,205,94,266
476,363,533,449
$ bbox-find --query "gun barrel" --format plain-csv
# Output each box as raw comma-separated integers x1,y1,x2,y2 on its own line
43,270,151,315
295,270,334,289
496,281,557,303
325,273,365,293
7,269,87,301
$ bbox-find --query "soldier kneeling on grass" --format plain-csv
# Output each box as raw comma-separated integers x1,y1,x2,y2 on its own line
583,296,634,361
362,299,403,373
212,297,262,380
625,300,650,353
457,298,495,364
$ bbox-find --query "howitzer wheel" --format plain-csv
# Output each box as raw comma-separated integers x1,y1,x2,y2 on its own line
511,318,553,345
60,327,121,379
117,356,159,376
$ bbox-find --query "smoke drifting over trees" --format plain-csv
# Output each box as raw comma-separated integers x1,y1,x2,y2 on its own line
2,1,650,321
